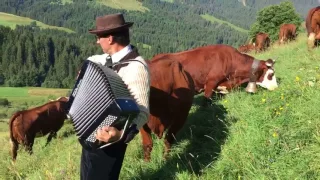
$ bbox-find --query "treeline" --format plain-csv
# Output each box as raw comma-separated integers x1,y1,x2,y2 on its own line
0,25,99,88
0,0,249,53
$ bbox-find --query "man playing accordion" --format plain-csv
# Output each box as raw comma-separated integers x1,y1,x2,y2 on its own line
81,13,150,180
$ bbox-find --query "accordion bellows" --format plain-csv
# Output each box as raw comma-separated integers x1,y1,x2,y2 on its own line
67,60,140,148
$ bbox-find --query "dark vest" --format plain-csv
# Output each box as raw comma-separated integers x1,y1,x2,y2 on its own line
112,47,140,72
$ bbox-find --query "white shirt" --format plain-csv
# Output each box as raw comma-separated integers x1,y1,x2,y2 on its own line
111,45,132,63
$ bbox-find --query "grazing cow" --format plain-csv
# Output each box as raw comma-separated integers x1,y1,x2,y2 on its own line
255,32,270,52
152,44,278,104
306,6,320,49
9,100,68,161
238,43,255,53
279,24,297,44
141,58,194,161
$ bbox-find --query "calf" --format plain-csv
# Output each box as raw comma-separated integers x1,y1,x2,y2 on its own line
9,100,68,161
255,32,270,52
279,24,297,44
238,43,255,53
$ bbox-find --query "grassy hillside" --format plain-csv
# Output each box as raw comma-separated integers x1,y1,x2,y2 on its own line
0,87,70,119
96,0,149,12
201,14,249,33
0,12,74,33
1,34,320,179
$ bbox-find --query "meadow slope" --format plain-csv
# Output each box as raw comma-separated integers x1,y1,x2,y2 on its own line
0,12,74,33
0,34,320,179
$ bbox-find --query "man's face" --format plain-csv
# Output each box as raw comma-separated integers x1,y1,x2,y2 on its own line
96,34,111,54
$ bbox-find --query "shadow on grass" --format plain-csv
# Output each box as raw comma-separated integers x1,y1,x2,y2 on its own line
135,95,232,179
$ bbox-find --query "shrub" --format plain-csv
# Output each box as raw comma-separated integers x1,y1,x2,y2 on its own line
249,1,302,42
0,98,9,107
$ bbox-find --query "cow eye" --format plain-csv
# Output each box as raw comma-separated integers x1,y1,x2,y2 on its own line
268,73,274,80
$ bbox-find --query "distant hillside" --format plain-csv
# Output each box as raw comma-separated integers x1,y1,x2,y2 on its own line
96,0,149,12
172,0,320,30
0,12,74,33
201,14,249,33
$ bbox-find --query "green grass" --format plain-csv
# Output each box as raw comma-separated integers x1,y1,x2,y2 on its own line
96,0,150,12
61,0,73,4
161,0,174,3
1,34,320,179
0,12,74,33
201,14,249,33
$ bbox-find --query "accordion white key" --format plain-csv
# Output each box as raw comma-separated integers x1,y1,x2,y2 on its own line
66,60,140,149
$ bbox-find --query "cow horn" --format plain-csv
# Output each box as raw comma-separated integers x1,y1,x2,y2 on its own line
245,82,257,93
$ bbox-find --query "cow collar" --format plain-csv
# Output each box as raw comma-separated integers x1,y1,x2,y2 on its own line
249,59,260,82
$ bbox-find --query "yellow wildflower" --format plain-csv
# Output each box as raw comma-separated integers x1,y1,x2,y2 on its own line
295,76,300,82
261,98,266,103
279,107,283,110
272,132,278,138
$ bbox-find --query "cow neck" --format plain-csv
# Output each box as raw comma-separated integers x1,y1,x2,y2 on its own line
249,59,260,82
112,46,140,72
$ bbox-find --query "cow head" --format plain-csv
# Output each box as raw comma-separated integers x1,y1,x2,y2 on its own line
256,59,278,90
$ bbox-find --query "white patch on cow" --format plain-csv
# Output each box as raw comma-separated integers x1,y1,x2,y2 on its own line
217,86,229,94
256,69,278,90
308,33,316,48
308,33,316,41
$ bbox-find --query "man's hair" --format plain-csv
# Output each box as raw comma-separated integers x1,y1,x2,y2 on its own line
110,29,130,46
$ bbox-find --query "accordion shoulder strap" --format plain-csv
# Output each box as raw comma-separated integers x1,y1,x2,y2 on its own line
112,58,148,72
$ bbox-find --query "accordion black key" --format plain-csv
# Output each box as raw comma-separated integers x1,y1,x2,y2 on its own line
66,60,140,149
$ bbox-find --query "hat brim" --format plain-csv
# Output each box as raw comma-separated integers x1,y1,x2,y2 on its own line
88,22,133,35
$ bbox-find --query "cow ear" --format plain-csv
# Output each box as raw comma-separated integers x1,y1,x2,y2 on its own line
265,59,274,67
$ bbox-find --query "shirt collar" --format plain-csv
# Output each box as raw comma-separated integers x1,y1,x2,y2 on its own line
111,45,132,63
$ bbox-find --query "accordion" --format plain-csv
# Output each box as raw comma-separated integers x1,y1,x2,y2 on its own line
66,60,140,149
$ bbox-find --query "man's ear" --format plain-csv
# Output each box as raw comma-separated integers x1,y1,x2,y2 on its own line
108,35,114,45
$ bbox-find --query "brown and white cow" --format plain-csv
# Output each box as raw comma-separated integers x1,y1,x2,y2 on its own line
141,58,194,161
9,100,68,161
152,44,278,104
279,23,297,44
306,6,320,49
255,32,270,52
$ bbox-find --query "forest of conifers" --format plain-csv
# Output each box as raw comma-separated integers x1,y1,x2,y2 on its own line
0,0,318,88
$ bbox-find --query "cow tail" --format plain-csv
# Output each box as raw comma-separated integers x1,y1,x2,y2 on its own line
9,112,19,161
306,7,320,36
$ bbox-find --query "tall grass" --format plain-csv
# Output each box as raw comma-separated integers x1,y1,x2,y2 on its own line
0,34,319,179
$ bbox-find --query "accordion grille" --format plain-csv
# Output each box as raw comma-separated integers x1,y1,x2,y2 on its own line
68,61,136,142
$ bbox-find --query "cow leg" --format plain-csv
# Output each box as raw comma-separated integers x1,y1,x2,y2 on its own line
202,77,223,106
308,33,316,49
140,124,153,162
46,131,57,146
24,135,35,155
10,139,19,161
164,118,185,159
